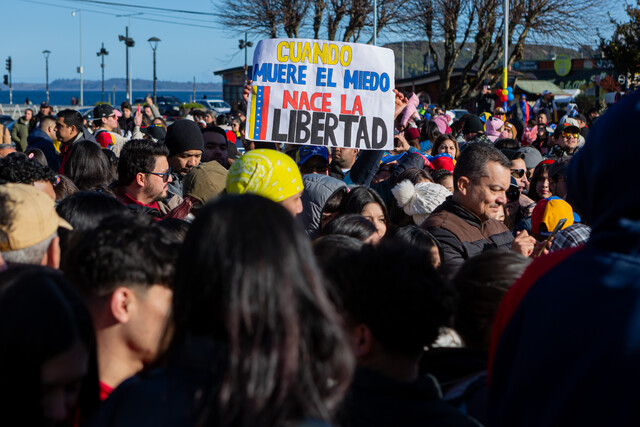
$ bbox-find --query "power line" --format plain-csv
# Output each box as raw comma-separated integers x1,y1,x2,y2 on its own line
21,0,220,29
71,0,217,16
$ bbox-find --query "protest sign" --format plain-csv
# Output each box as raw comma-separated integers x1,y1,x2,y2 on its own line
247,38,395,150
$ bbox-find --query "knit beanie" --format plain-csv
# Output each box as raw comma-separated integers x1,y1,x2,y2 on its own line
391,180,451,225
226,149,303,203
164,119,204,157
463,115,485,135
485,117,504,142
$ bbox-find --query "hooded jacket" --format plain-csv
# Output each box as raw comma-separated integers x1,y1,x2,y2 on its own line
27,128,61,171
301,174,347,240
490,90,640,426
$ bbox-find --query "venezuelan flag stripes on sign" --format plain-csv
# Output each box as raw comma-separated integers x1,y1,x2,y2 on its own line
248,85,270,140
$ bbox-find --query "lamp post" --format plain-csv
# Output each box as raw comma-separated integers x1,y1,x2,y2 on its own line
238,33,253,84
42,50,51,104
118,28,135,102
148,37,160,103
97,44,109,103
72,10,83,106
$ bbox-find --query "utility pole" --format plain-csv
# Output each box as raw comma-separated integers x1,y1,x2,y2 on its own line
42,51,51,104
119,28,135,102
192,76,196,103
97,43,109,103
238,32,253,84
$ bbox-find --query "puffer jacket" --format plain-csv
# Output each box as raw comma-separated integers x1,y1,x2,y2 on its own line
301,174,347,239
422,198,513,276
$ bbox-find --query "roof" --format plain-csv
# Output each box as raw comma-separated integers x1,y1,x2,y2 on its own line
515,80,570,96
213,65,252,76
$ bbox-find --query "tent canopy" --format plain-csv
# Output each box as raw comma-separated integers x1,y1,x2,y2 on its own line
515,80,570,96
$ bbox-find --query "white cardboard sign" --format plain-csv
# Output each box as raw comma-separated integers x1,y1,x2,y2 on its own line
247,38,395,150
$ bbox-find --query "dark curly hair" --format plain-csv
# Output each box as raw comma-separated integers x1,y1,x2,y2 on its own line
0,155,57,185
63,214,180,298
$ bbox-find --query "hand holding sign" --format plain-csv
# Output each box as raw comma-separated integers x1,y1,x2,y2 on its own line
247,38,395,151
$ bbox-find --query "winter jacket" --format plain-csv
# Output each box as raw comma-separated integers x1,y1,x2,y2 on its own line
422,198,513,276
489,90,640,426
340,367,479,427
10,117,30,151
301,174,347,239
27,128,60,171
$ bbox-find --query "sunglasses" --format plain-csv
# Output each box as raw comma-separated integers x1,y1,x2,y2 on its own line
300,165,328,174
562,132,579,139
510,168,526,179
147,167,172,182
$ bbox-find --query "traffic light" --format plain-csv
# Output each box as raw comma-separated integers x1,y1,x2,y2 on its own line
3,75,7,85
5,57,11,72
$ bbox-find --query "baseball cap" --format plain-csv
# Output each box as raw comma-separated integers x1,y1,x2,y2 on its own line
296,146,329,165
554,123,580,138
517,146,544,170
142,125,167,142
183,160,228,205
93,104,115,118
0,183,72,251
494,107,506,115
40,102,50,108
531,196,579,237
542,90,551,96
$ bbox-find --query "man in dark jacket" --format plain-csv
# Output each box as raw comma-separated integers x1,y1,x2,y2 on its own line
332,243,478,427
56,109,97,173
422,143,535,276
489,88,640,427
26,115,60,171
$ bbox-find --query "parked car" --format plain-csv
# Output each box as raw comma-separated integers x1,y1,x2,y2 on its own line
197,99,231,115
133,96,184,119
76,107,95,122
0,115,15,132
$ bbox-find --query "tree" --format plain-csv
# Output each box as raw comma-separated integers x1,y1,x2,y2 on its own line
403,0,601,108
600,1,640,78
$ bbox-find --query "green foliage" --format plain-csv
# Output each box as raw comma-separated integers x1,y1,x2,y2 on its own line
574,94,596,114
600,1,640,75
181,102,205,109
93,101,110,106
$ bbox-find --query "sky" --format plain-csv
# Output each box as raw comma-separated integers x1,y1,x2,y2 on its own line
1,0,631,85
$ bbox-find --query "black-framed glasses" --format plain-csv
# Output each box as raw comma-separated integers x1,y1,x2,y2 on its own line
147,167,172,182
510,168,526,179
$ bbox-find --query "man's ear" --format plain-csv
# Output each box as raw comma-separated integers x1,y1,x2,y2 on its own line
135,172,146,187
352,323,373,358
457,176,470,196
110,287,136,324
43,236,61,269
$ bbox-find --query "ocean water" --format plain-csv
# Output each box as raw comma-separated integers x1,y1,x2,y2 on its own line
0,90,223,107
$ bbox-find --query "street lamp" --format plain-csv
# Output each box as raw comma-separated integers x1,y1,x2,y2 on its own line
118,29,135,102
238,33,253,84
72,10,83,106
148,37,160,103
97,44,109,103
42,50,51,104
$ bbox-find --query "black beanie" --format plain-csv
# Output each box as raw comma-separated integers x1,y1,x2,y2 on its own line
463,115,485,135
164,120,204,157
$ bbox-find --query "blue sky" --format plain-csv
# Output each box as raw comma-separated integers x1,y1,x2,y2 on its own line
4,0,249,84
2,0,630,84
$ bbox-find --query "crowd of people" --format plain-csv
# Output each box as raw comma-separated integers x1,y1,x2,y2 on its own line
0,80,636,426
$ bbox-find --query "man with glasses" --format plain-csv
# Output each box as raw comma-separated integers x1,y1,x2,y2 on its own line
296,146,330,176
549,124,581,159
113,139,172,218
